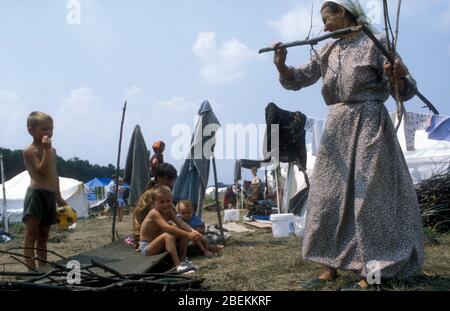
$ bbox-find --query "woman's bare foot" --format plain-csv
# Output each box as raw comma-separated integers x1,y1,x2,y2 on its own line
340,278,372,291
357,279,370,289
318,268,338,281
299,267,338,289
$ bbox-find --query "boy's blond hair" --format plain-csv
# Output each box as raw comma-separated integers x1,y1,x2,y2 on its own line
27,111,53,129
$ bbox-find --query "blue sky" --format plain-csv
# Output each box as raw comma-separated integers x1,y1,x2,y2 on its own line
1,0,449,184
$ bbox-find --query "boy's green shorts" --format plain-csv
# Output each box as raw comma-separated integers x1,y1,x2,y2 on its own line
22,188,57,226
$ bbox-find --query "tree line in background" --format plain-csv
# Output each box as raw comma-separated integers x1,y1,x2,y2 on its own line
0,148,122,183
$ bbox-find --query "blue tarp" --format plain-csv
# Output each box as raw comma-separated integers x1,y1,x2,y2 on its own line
85,178,129,201
85,178,129,189
85,178,111,188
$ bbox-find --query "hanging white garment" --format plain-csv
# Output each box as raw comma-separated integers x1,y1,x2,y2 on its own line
306,118,325,156
403,112,432,151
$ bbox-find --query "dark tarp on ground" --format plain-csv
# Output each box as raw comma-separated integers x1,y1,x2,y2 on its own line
172,100,220,218
37,241,168,277
124,125,151,207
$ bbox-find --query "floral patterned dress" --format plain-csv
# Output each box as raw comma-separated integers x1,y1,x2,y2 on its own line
280,31,424,279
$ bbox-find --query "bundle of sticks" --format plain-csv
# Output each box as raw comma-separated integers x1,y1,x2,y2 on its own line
416,167,450,233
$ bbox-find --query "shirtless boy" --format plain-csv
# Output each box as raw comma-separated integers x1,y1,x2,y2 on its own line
22,111,67,270
139,186,202,269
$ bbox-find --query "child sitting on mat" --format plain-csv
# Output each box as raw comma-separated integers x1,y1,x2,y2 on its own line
139,186,202,271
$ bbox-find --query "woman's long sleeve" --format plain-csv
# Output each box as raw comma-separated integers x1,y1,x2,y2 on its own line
279,55,322,91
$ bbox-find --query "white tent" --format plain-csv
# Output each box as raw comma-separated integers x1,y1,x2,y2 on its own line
396,122,450,184
1,171,90,223
205,186,227,201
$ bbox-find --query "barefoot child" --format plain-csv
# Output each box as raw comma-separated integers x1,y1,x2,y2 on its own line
177,200,224,257
22,111,67,270
132,189,153,250
133,164,178,250
139,186,202,269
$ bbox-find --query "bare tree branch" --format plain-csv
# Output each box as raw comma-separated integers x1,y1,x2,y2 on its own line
259,26,362,54
306,3,314,40
393,0,402,52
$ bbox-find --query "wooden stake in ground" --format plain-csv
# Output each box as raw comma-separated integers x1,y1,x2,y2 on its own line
0,153,8,233
112,101,127,242
211,144,225,246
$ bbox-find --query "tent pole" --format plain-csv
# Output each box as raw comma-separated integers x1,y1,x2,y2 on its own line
234,180,239,210
211,152,225,245
196,183,204,218
274,160,281,214
112,101,127,242
240,180,243,210
264,167,268,200
282,163,294,214
0,153,8,232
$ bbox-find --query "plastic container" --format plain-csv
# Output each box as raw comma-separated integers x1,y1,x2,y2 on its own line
293,216,305,237
270,213,295,237
224,209,240,222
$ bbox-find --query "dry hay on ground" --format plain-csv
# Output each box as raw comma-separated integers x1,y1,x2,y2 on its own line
1,210,449,291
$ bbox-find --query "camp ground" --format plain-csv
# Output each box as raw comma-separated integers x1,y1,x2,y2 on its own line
2,101,449,291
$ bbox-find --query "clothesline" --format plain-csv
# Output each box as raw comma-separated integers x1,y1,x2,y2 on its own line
391,111,450,151
306,112,450,154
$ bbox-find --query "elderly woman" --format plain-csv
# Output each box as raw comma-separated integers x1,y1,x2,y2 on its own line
273,0,424,290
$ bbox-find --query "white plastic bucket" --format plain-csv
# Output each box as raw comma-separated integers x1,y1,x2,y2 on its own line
224,209,240,222
270,213,295,237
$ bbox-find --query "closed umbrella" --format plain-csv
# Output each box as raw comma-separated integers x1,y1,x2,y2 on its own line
124,125,151,207
173,100,220,217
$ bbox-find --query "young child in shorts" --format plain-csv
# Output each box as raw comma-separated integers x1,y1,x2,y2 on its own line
22,111,67,270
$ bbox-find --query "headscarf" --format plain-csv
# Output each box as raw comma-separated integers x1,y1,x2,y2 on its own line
321,0,379,34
